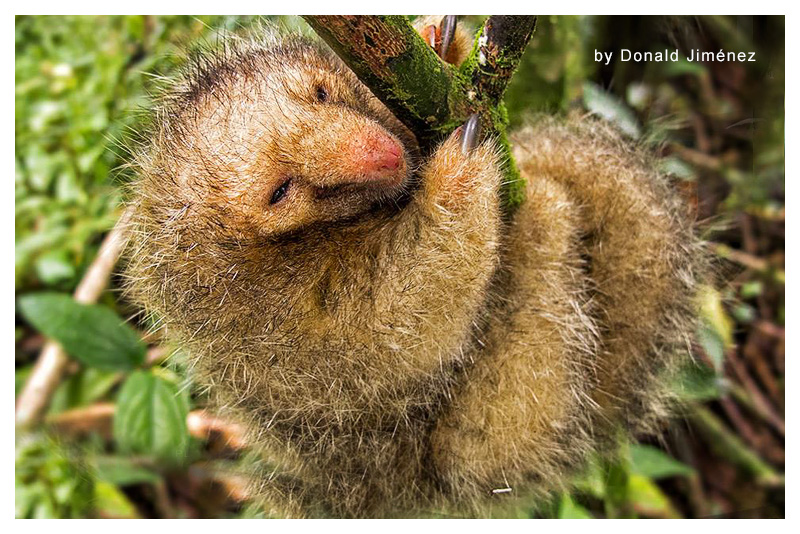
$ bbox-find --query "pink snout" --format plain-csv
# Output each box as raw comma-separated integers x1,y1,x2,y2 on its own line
347,129,405,181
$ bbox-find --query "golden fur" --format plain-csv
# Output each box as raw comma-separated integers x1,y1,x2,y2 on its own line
123,24,703,517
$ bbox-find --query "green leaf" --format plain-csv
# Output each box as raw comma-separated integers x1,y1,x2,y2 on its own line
697,325,725,369
15,432,95,518
697,285,734,370
93,456,162,486
731,303,756,324
93,481,139,518
34,250,76,286
571,454,606,499
630,445,694,479
672,359,723,401
17,292,145,371
558,494,593,519
582,82,642,139
49,368,122,414
663,57,707,78
626,474,681,518
604,459,632,518
660,156,696,181
740,280,763,299
113,371,190,463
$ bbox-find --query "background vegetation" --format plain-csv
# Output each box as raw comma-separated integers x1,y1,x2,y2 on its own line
15,15,785,518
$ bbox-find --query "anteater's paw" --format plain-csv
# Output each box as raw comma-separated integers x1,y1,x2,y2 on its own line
420,114,502,211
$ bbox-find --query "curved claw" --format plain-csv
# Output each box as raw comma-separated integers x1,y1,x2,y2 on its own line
438,16,457,62
461,114,482,155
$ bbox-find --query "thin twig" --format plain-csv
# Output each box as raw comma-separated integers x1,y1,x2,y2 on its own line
742,330,784,411
714,243,785,284
728,384,785,437
689,405,783,487
151,479,175,519
719,396,767,454
672,429,709,517
47,402,116,440
725,349,785,435
145,345,171,368
48,403,249,453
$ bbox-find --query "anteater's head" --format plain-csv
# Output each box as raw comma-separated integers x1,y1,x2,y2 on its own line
138,34,416,240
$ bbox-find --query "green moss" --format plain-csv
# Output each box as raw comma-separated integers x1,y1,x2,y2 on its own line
495,128,526,214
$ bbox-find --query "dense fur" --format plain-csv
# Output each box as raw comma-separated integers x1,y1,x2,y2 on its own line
123,24,703,518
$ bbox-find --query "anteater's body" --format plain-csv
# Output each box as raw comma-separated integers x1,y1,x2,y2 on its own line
124,22,702,517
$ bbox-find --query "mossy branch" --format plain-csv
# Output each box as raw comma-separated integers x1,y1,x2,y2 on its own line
302,16,454,151
303,15,537,212
461,15,538,109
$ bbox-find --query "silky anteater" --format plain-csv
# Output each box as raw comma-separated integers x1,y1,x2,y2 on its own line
123,18,705,517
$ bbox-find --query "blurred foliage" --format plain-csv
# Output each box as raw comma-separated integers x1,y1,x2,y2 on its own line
15,15,784,518
15,433,95,518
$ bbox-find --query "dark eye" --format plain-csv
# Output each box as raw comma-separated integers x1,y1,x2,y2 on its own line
270,179,292,205
315,85,329,103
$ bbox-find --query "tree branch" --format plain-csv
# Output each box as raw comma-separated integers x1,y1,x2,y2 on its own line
303,15,455,152
462,15,538,109
304,15,537,212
